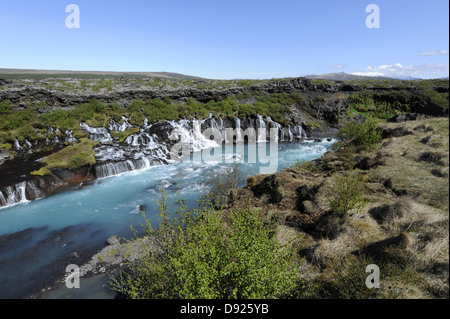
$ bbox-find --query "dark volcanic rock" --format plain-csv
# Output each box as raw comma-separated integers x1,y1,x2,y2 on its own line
388,113,428,123
251,175,283,204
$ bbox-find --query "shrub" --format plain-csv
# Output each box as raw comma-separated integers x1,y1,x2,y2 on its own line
336,117,382,151
17,124,39,142
0,100,12,114
207,164,245,207
109,192,301,299
327,171,366,215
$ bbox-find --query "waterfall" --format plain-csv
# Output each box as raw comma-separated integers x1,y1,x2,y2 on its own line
235,117,243,142
209,118,225,143
95,161,133,178
292,125,307,139
288,125,294,141
0,190,6,206
18,181,27,202
109,116,132,132
1,181,28,207
266,117,283,142
94,157,161,178
80,123,112,143
126,160,135,171
256,115,267,143
219,118,229,143
193,120,220,151
14,139,21,150
65,130,77,143
0,115,318,207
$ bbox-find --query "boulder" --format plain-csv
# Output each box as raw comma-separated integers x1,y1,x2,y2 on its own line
106,235,120,246
388,113,427,123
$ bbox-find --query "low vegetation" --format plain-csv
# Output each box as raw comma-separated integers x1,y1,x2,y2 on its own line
110,192,303,299
31,138,98,174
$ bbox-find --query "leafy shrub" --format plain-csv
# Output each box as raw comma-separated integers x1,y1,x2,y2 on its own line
336,117,382,151
17,124,39,142
207,164,245,207
327,171,366,215
0,112,31,130
110,193,301,299
0,100,12,114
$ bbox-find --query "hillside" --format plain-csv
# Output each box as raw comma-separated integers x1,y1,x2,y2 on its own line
0,68,202,81
225,117,449,298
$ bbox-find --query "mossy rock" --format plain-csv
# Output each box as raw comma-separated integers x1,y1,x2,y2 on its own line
30,167,51,176
37,138,99,171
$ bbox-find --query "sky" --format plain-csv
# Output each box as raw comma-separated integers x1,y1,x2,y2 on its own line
0,0,448,79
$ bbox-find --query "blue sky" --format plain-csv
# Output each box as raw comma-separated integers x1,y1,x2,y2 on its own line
0,0,448,79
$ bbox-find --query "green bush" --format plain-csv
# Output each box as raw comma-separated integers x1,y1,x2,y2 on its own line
17,124,39,142
336,117,382,151
110,193,301,299
0,100,13,114
0,112,31,130
327,171,366,215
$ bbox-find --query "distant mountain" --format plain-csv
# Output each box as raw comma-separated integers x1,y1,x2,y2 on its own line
304,72,421,81
0,68,203,80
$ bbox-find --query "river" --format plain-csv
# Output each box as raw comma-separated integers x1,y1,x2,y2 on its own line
0,139,335,299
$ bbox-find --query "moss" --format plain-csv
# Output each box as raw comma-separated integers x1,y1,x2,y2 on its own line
39,138,99,170
111,127,140,143
0,143,12,150
30,167,52,176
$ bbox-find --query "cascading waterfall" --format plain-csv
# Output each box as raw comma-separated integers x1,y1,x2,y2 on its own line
65,130,77,143
80,123,112,143
208,118,226,143
266,117,283,142
293,125,307,139
13,139,21,150
109,116,132,132
235,117,243,142
256,115,267,143
287,125,294,141
1,181,28,207
0,114,309,208
0,190,6,206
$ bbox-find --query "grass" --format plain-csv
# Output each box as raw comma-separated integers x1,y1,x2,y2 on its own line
221,117,449,299
111,127,140,143
31,138,99,173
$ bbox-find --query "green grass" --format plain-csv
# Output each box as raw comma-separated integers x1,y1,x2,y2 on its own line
32,138,99,172
111,127,140,143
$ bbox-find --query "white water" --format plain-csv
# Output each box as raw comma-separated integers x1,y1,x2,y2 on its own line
256,114,267,142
